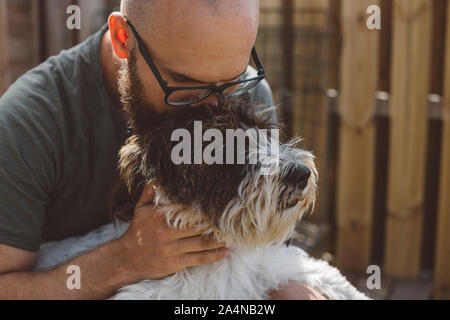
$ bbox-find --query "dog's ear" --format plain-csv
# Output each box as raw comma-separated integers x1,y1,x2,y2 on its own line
109,135,146,222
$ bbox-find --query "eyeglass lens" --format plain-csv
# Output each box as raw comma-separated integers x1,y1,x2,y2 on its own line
167,79,260,105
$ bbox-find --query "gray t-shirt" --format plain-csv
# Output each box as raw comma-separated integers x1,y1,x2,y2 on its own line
0,24,276,252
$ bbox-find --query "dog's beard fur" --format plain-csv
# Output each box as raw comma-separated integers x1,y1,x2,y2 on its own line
113,51,318,248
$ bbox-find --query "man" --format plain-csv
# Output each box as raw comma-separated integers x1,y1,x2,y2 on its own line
0,0,325,299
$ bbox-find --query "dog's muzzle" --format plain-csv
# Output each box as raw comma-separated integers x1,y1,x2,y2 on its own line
282,164,311,190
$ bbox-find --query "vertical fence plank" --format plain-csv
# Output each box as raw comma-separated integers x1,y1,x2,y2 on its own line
258,0,283,107
422,95,443,271
322,0,340,246
378,0,392,92
79,0,111,42
385,0,432,278
327,0,341,90
0,0,41,95
0,0,9,95
336,0,379,272
434,0,450,300
371,91,390,266
430,0,447,96
281,0,294,135
42,0,79,57
421,0,447,274
292,0,330,222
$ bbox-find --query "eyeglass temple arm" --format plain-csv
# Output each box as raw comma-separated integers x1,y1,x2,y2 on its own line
121,13,169,89
251,47,265,75
122,13,264,85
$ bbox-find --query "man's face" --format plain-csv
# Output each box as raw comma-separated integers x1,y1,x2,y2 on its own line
118,0,259,114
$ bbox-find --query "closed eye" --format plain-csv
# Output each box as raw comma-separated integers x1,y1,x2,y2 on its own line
172,74,197,84
168,69,247,85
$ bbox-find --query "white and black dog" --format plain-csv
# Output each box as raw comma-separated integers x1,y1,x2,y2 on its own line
35,98,368,300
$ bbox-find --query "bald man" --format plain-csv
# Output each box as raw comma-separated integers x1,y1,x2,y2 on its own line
0,0,325,300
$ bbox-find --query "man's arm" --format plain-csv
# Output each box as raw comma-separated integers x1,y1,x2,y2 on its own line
0,240,130,299
0,245,36,274
0,185,230,299
0,244,326,299
0,80,229,299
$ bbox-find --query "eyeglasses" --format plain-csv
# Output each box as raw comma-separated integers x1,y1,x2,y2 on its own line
121,13,266,106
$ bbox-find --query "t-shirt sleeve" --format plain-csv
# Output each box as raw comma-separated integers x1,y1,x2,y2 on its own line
0,71,61,252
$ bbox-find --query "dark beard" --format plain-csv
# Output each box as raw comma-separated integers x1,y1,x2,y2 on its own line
117,48,174,136
116,48,252,136
112,51,274,222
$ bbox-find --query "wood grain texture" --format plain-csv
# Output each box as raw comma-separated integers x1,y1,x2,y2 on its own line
292,0,329,222
385,0,432,278
79,0,110,42
0,0,41,95
335,0,379,272
42,0,78,57
434,0,450,300
0,0,9,95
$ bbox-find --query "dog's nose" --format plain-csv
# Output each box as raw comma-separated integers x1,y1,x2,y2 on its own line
283,164,311,189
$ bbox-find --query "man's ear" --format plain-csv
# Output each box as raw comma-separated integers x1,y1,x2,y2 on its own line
108,12,131,59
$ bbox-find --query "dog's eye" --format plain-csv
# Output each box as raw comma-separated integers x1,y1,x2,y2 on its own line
286,199,299,210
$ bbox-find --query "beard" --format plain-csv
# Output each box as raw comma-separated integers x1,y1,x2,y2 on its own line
116,48,223,139
117,48,172,136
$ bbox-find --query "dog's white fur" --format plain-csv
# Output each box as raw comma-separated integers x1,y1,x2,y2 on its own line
35,220,368,300
34,137,369,300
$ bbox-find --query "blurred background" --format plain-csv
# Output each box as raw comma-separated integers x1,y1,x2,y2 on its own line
1,0,449,300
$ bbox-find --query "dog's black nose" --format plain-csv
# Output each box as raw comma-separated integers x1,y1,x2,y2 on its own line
283,164,311,189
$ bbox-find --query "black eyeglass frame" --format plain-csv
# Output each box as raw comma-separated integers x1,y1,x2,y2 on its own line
121,13,266,106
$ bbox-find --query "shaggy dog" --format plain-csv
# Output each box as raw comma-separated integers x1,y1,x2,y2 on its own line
35,98,368,300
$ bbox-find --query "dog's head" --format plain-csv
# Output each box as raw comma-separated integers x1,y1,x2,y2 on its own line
111,98,317,248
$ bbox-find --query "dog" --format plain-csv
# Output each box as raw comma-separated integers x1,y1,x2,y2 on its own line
35,98,368,300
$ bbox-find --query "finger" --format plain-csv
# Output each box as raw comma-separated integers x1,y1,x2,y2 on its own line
135,211,206,239
161,220,210,239
162,226,206,241
174,236,226,254
174,227,209,239
183,247,231,268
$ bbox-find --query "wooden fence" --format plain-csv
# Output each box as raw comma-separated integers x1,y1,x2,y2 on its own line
258,0,450,299
1,0,449,299
258,0,332,236
0,0,120,96
331,0,450,299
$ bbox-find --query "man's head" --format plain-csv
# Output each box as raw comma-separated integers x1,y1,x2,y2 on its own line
110,0,260,113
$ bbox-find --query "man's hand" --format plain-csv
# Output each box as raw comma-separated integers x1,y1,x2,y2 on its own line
117,184,231,281
0,183,230,299
269,281,327,300
0,184,314,300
